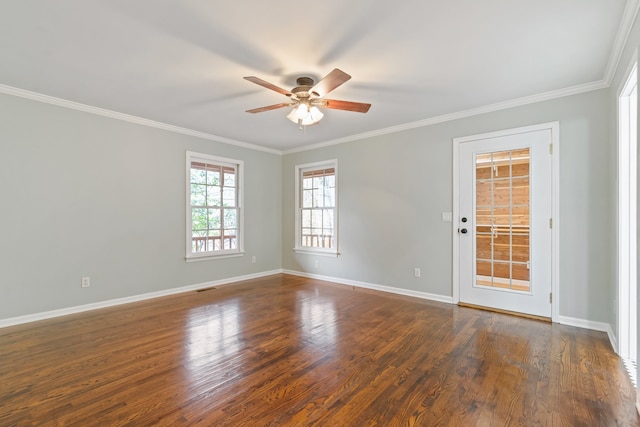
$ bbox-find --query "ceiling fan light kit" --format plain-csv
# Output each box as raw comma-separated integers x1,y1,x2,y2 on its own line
244,69,371,130
286,104,324,126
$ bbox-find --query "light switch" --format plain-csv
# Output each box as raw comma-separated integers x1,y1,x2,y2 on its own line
442,212,452,222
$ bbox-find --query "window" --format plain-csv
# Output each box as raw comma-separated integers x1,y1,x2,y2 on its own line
295,160,338,256
186,152,243,261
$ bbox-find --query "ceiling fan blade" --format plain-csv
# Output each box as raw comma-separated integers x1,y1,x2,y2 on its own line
311,69,351,97
322,99,371,113
246,102,292,114
244,76,292,96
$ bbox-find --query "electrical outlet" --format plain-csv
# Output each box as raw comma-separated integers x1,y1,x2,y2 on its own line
414,268,421,278
251,256,256,264
442,212,452,222
315,260,319,268
81,277,90,288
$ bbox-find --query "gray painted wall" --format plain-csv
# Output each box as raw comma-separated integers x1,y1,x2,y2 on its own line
0,93,282,319
282,89,612,324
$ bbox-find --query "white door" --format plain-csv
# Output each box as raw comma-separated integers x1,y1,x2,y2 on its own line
457,125,554,318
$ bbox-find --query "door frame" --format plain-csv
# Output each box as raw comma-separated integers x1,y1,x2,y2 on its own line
452,122,560,322
616,50,637,360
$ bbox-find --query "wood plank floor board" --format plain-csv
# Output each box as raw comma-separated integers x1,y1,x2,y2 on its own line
0,274,638,426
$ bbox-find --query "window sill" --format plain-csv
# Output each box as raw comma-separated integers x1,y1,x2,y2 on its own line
185,251,245,262
293,248,340,258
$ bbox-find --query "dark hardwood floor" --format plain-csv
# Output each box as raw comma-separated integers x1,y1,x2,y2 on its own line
1,274,638,426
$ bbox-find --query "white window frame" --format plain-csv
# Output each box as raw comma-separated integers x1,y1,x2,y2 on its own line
294,159,339,257
186,151,244,262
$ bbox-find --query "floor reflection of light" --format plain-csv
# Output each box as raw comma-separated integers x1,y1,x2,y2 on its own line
185,299,242,373
298,291,338,349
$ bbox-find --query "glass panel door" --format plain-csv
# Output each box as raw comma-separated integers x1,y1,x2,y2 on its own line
475,148,530,293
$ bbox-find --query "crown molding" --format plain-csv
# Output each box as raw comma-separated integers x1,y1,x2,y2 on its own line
604,0,640,85
0,76,611,158
0,84,283,156
283,79,609,155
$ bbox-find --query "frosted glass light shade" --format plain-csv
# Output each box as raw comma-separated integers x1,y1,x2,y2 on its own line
287,104,324,125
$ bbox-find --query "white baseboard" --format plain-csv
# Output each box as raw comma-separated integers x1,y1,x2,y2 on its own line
282,269,454,304
0,270,283,328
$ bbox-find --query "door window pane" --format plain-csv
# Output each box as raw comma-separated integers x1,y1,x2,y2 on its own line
475,148,530,292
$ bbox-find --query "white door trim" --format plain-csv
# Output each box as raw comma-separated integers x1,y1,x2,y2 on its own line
616,49,638,360
452,122,560,322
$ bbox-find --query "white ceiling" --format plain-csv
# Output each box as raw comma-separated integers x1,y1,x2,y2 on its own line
0,1,631,152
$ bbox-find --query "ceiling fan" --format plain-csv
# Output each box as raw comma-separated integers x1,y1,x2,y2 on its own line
243,68,371,127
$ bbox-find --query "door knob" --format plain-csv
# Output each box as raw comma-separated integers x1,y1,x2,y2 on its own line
460,228,468,234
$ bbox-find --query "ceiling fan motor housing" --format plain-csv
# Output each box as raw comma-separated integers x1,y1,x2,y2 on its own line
291,77,317,98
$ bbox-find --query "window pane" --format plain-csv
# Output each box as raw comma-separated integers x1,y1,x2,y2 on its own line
223,170,236,187
224,233,237,250
476,181,492,206
513,263,530,281
512,206,529,225
323,209,334,228
476,207,491,226
476,153,492,163
207,186,221,207
313,188,323,208
303,177,313,190
493,235,510,261
476,233,491,260
512,177,529,206
208,209,221,229
191,184,206,206
192,208,207,230
302,210,311,228
512,162,529,178
313,176,324,191
493,179,511,205
192,230,207,253
477,260,492,279
311,209,323,228
302,189,313,208
325,174,335,188
476,165,492,180
493,261,510,280
206,167,221,185
513,231,529,260
223,209,237,228
191,167,207,184
492,207,511,225
324,188,335,207
222,187,236,207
